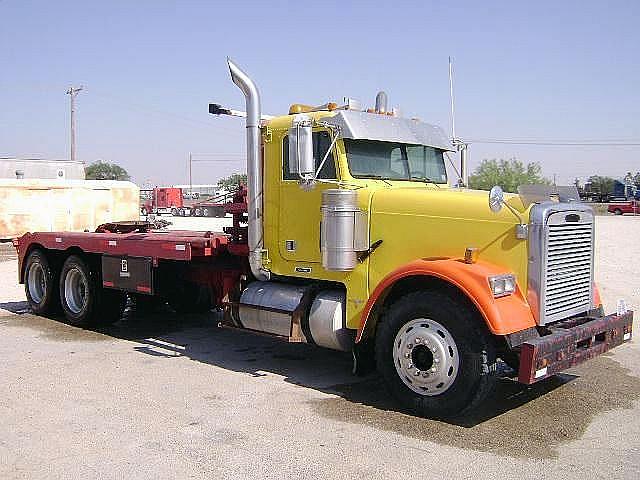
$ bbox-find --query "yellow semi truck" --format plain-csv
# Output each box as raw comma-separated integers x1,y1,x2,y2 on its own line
17,59,633,418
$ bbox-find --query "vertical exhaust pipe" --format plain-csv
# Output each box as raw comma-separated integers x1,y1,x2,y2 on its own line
375,91,388,114
227,58,270,281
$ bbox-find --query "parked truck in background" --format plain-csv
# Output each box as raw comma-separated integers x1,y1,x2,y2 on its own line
611,180,640,202
140,187,183,216
14,59,633,418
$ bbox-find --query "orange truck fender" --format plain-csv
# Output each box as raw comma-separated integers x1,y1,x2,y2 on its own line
356,258,537,343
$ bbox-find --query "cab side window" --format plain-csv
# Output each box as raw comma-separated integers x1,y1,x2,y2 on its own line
282,131,337,180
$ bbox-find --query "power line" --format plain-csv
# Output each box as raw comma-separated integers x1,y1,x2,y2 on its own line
88,90,240,134
190,154,246,163
467,139,640,146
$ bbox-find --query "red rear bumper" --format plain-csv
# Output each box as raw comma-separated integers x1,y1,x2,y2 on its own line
518,311,633,384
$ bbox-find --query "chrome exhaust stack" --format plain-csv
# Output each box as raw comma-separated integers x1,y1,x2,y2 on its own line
227,58,270,281
375,91,388,114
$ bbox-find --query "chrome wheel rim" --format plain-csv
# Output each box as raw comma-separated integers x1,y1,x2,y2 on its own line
27,262,46,303
64,268,88,314
392,318,459,396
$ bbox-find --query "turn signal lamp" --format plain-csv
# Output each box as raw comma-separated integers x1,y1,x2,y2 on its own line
289,104,315,114
289,102,339,115
464,247,478,264
488,274,516,298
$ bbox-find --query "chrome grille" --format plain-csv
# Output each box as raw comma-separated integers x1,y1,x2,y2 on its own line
543,217,594,322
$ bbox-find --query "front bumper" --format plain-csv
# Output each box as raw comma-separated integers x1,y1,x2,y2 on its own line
518,311,633,384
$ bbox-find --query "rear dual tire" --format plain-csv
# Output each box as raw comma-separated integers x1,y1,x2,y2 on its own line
59,255,125,326
24,250,60,315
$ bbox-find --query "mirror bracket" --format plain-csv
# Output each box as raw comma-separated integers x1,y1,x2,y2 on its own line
489,185,528,240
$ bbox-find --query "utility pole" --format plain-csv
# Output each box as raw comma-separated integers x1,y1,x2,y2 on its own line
188,152,193,194
66,86,84,162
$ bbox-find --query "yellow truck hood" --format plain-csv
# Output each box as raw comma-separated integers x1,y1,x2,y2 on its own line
367,186,530,293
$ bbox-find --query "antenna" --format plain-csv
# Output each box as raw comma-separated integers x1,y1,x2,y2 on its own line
448,57,468,187
449,56,456,142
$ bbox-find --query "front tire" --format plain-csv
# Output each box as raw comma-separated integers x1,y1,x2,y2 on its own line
59,255,125,326
614,208,623,215
375,290,497,418
24,249,59,315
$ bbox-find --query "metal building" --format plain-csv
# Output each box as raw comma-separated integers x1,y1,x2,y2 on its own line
0,157,85,180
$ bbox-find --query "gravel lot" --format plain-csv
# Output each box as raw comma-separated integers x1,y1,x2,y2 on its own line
1,216,638,479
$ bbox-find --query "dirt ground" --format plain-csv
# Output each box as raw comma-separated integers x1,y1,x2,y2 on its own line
0,216,638,479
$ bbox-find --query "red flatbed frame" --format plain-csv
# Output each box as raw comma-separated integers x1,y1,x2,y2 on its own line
14,228,240,284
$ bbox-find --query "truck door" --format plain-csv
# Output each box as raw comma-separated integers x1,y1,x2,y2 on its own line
278,130,338,264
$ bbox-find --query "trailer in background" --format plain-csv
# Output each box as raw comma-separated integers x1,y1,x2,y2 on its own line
1,179,139,240
174,189,235,218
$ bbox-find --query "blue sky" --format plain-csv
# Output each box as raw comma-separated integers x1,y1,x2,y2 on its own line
1,0,638,186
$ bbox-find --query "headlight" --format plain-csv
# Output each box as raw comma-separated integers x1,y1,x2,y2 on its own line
489,274,516,298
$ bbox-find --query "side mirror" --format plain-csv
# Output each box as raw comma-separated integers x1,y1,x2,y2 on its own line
288,115,315,182
488,185,504,213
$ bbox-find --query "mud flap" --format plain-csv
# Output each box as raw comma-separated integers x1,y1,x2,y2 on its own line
102,255,154,295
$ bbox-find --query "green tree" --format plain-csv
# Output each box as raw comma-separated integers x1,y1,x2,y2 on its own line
85,160,130,181
587,175,616,198
467,158,550,193
217,173,247,190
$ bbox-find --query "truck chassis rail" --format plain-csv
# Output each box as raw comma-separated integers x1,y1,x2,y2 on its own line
518,311,633,384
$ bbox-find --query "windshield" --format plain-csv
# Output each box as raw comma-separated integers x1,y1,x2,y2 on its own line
344,139,448,183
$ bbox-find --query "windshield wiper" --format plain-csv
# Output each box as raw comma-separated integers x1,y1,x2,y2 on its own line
412,176,441,188
362,175,393,186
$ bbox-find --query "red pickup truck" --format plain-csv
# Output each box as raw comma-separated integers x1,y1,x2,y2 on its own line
608,201,639,215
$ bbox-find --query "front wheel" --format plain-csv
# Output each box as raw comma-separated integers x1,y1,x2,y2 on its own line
375,290,497,418
614,208,623,215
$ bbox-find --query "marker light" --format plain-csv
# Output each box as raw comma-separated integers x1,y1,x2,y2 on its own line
489,274,517,298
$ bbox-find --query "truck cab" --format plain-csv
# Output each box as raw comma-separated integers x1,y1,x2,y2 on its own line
224,59,632,416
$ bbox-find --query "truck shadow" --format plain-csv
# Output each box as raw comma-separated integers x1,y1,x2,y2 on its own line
4,305,640,458
97,311,614,421
0,301,31,314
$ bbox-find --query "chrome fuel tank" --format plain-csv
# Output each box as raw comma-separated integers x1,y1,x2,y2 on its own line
320,189,368,271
